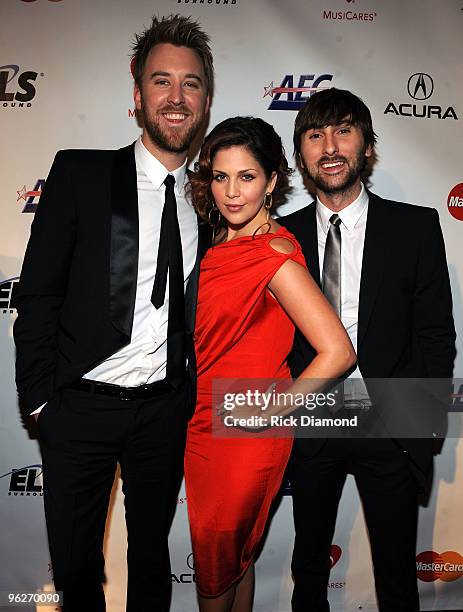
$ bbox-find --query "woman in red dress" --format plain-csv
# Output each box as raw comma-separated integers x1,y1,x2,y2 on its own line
184,117,355,611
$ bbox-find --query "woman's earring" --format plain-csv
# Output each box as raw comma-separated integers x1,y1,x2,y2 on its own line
252,192,273,239
208,203,222,245
264,192,273,222
264,192,273,221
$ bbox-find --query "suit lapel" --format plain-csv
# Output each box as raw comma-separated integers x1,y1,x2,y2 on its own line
299,203,321,288
185,222,212,334
357,192,389,347
109,143,139,339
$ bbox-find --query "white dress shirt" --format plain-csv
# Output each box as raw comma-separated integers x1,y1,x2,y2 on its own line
84,137,198,386
316,184,370,398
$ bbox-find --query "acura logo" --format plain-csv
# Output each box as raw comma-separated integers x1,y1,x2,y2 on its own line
407,73,434,100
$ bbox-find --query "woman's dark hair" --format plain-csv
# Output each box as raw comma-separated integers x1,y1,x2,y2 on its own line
293,88,377,156
190,116,292,223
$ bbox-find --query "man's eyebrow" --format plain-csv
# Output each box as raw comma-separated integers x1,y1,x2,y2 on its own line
307,121,352,130
150,71,203,83
185,73,203,82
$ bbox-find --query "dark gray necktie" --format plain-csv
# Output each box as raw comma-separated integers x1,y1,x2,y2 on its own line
322,214,344,413
322,214,342,316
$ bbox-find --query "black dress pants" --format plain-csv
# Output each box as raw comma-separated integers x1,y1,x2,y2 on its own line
289,438,420,612
38,382,189,612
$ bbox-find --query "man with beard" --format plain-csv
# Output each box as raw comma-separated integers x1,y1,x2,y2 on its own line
279,88,455,611
14,15,213,612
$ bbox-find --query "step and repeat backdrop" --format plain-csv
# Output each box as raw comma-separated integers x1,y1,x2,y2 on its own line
1,0,463,610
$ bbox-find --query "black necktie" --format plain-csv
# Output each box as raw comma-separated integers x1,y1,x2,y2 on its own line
151,174,186,385
322,213,344,412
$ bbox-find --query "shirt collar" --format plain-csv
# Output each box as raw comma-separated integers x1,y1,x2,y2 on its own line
316,183,369,234
135,136,187,195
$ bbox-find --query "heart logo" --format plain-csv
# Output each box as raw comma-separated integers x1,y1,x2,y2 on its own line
330,544,342,568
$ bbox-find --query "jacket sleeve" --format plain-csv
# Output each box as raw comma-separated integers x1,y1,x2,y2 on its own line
13,150,77,414
413,208,456,378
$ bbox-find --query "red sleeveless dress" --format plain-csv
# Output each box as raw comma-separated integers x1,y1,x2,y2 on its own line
184,227,307,597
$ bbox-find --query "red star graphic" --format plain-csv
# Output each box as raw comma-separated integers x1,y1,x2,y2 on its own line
16,185,27,202
263,81,274,98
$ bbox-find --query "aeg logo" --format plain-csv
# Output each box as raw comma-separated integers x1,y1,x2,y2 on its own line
263,74,333,111
17,179,45,213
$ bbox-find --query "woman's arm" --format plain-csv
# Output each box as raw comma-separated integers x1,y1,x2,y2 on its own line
267,238,356,414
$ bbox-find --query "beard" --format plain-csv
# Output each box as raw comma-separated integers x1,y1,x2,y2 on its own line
141,100,204,154
306,145,367,196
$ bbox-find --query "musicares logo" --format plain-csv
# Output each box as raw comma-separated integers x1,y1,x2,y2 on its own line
416,551,463,582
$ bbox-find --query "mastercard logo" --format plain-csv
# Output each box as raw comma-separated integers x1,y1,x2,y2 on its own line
447,183,463,221
416,551,463,582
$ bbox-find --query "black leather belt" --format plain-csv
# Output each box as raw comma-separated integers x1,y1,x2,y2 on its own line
67,378,174,401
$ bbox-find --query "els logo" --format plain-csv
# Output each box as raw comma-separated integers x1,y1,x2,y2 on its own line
17,179,45,213
0,465,43,497
263,74,333,111
0,65,42,108
0,277,20,314
447,184,463,221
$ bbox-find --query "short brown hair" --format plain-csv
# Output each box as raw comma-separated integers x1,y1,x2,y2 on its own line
190,116,293,224
294,88,377,156
131,14,214,97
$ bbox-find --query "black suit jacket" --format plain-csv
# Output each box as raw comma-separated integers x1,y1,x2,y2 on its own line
279,191,456,488
14,143,210,417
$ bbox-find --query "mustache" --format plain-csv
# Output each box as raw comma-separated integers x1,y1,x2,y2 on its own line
158,105,191,115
